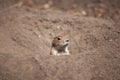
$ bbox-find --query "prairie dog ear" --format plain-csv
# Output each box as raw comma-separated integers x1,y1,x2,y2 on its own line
54,35,69,41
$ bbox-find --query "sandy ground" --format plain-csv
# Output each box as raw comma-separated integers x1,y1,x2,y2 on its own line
0,0,120,80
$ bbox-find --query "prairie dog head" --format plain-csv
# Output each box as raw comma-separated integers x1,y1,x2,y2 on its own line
50,35,70,55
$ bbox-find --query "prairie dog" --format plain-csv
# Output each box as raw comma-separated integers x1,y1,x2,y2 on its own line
50,35,70,55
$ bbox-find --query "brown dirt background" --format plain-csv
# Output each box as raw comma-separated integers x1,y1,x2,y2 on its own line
0,0,120,80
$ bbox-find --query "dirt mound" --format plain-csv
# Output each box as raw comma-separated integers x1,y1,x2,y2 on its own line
0,7,120,80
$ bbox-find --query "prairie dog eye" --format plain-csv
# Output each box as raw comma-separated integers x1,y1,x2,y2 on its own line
57,37,61,40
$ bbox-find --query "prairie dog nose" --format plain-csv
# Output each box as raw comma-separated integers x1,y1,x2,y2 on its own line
66,39,70,42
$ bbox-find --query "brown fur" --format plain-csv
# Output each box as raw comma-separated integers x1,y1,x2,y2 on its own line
50,35,70,55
